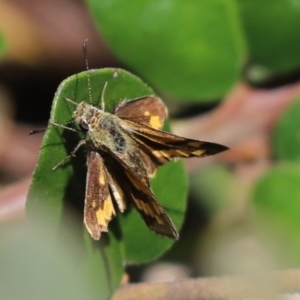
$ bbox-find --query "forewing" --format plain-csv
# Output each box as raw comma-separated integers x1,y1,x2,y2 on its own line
123,119,229,166
114,96,167,130
103,150,179,240
114,96,169,177
84,151,116,240
124,170,179,240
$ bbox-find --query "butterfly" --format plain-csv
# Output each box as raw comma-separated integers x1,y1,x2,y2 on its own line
49,79,228,240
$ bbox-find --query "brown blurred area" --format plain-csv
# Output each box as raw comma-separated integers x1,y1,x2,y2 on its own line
1,0,300,249
0,0,120,221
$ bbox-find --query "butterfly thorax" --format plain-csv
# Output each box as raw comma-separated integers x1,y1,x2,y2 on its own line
73,102,102,128
73,102,133,156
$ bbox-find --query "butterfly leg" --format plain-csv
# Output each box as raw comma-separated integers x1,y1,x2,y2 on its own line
52,140,87,170
49,121,78,132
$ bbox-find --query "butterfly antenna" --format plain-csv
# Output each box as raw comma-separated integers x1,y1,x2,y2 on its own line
29,129,46,135
64,97,78,106
83,39,93,104
100,82,108,111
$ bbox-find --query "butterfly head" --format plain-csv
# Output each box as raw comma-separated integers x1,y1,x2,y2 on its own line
73,101,102,131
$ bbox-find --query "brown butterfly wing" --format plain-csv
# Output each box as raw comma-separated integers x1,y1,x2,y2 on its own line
102,149,179,240
115,96,168,177
114,96,167,130
122,119,229,166
84,151,116,240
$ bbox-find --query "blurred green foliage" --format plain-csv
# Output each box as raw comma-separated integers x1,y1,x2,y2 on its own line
239,0,300,82
249,97,300,268
190,164,236,215
0,33,6,57
88,0,244,101
86,0,300,101
189,96,300,271
272,97,300,161
252,163,300,267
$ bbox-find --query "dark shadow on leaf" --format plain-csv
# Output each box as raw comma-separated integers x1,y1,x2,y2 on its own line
56,128,87,257
110,215,123,241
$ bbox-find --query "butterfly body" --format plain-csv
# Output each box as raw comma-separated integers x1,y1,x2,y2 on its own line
74,103,130,154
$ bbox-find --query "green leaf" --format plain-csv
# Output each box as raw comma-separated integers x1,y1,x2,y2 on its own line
272,97,300,161
26,68,187,297
239,0,300,83
252,163,300,267
87,0,244,101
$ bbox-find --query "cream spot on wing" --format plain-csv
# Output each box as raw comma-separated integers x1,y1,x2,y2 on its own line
174,150,189,157
110,183,126,212
151,202,161,215
134,198,143,210
99,172,105,185
142,201,154,217
96,196,115,230
92,200,97,208
152,150,162,158
155,216,164,225
192,149,205,156
149,116,161,129
144,111,150,116
134,198,153,217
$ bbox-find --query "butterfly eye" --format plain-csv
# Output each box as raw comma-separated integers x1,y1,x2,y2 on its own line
80,121,89,131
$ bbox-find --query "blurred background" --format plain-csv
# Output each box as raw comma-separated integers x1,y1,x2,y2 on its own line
1,0,300,299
